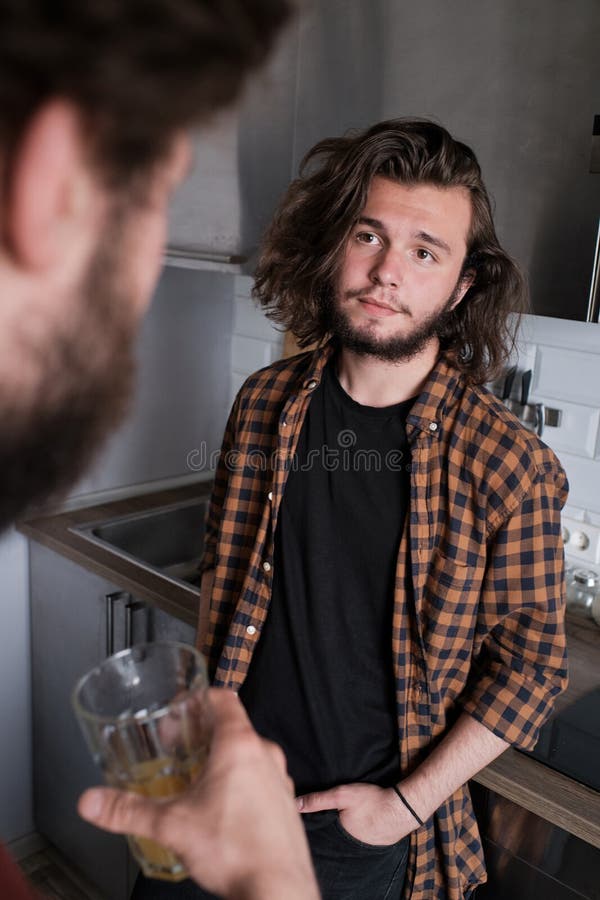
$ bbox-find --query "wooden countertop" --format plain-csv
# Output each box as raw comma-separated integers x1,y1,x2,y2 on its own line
19,490,600,847
19,481,211,627
473,616,600,848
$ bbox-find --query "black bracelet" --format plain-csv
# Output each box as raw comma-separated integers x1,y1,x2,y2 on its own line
392,785,424,827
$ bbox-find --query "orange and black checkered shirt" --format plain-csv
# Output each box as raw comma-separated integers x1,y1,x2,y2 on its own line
200,343,568,900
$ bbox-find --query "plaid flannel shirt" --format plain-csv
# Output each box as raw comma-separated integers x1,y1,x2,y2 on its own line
200,342,568,900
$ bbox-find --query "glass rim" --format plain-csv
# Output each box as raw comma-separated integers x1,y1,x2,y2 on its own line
71,640,208,728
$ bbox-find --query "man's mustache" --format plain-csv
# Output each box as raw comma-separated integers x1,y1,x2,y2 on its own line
343,287,411,316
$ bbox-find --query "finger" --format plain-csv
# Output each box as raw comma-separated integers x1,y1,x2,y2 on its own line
208,688,253,734
78,786,163,840
261,740,296,794
297,788,339,813
263,738,289,776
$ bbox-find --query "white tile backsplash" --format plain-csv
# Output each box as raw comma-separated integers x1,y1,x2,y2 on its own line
535,400,600,460
513,340,538,378
232,334,277,373
231,369,250,404
535,345,600,405
229,275,284,406
559,452,600,514
233,295,277,341
510,315,600,517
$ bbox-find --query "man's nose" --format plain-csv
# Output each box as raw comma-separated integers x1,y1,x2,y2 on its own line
369,249,402,288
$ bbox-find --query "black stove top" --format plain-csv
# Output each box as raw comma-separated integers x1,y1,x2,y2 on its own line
519,687,600,792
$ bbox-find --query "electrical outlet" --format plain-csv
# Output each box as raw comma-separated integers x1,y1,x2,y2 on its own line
561,515,600,567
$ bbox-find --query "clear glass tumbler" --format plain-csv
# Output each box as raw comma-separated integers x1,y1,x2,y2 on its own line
72,641,211,882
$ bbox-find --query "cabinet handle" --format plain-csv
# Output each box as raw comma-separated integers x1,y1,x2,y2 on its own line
125,599,146,649
165,247,248,266
165,246,247,265
104,591,130,657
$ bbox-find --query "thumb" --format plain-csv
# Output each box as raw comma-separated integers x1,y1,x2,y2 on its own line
297,788,340,814
78,786,162,839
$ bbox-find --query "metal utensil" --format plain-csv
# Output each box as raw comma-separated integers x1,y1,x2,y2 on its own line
502,366,517,401
520,369,533,407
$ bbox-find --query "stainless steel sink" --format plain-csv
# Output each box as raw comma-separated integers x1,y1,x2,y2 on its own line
71,498,207,587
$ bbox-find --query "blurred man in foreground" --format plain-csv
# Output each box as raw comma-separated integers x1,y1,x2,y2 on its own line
0,2,319,898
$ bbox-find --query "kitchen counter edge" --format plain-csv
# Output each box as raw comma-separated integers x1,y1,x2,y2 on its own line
19,481,212,628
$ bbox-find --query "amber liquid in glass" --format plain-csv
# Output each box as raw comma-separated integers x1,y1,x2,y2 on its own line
114,753,206,881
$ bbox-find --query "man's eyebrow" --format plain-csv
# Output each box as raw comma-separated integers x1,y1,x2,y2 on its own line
357,218,453,256
413,230,452,255
357,216,387,231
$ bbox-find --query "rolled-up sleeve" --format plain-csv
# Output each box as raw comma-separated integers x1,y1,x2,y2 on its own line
459,460,569,750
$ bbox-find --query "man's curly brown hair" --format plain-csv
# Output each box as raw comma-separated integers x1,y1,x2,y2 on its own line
254,118,529,384
0,0,291,190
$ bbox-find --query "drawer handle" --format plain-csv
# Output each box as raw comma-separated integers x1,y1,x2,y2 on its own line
104,591,130,657
125,598,147,649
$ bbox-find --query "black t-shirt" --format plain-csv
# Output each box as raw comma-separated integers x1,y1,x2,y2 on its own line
240,361,413,794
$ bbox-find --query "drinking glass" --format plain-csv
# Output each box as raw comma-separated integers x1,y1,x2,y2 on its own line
72,640,211,882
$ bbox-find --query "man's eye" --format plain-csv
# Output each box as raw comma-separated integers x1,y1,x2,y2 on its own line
355,232,380,245
416,248,434,261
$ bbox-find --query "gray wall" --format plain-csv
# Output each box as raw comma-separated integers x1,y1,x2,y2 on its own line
74,266,233,494
293,0,600,320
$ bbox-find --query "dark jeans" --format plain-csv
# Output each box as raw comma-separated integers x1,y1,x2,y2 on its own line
130,811,409,900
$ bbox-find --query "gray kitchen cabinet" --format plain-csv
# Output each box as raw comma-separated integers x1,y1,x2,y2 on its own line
30,541,194,899
152,604,196,645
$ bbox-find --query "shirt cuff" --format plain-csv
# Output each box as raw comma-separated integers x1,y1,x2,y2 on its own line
459,658,568,750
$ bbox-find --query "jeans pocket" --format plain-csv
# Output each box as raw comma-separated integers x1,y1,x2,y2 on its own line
333,816,408,854
382,841,410,900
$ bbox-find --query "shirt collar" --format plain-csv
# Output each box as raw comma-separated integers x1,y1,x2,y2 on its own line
296,342,463,435
297,341,336,393
407,356,463,438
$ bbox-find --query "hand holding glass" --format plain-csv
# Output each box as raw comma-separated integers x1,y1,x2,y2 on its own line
72,641,211,882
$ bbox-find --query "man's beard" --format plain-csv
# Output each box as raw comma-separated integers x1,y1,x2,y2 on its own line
0,209,139,533
325,281,461,363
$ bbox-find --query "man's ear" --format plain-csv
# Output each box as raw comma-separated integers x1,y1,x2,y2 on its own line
451,268,476,310
5,100,98,271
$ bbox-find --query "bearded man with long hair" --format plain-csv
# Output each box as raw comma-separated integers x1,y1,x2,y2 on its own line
198,119,569,900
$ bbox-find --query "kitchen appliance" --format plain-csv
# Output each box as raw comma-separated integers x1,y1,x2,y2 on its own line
520,687,600,792
566,568,600,620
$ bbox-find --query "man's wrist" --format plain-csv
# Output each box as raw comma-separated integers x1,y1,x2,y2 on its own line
393,777,435,826
392,784,424,826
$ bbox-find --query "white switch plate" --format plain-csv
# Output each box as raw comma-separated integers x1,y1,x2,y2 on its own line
562,515,600,567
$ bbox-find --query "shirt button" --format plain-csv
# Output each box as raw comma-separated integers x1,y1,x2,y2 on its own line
429,422,438,432
262,561,272,573
246,625,257,636
281,420,288,428
267,491,273,502
305,379,318,390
